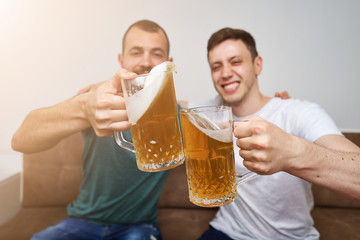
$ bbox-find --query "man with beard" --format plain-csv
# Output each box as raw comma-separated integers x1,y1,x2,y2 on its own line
12,19,171,240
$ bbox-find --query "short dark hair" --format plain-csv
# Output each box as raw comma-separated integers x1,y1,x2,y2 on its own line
122,19,170,55
207,27,258,60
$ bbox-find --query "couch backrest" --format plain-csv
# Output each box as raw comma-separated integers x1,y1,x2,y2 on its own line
22,132,360,208
22,133,83,207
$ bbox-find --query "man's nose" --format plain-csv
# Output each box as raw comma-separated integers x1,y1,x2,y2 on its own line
222,64,233,80
141,52,152,68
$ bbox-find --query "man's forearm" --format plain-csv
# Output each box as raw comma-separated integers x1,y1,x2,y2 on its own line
287,136,360,201
12,94,90,154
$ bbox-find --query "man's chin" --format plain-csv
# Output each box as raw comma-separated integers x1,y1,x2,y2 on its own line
220,95,242,106
215,89,239,105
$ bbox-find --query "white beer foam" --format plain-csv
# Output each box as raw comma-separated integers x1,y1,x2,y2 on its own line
206,128,233,143
186,113,233,143
126,62,174,124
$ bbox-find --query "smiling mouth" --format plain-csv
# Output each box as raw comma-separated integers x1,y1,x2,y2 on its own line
222,82,240,93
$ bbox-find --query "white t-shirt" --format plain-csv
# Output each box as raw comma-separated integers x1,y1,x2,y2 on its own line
188,97,341,240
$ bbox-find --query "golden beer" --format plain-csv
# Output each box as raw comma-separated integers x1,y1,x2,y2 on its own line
180,107,236,207
128,71,184,171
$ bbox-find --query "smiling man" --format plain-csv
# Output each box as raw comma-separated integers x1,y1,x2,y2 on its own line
195,27,360,240
12,20,172,240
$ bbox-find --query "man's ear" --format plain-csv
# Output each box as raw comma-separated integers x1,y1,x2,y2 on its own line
168,57,173,62
118,53,123,68
254,56,263,76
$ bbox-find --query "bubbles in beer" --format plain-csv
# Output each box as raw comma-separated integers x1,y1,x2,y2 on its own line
179,108,236,207
126,61,184,171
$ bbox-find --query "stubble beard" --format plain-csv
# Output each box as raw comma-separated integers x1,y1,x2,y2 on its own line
133,66,153,75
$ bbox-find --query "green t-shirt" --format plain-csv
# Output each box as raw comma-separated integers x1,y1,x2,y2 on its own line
67,128,169,225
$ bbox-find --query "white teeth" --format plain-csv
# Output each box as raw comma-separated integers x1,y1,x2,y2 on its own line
223,82,239,90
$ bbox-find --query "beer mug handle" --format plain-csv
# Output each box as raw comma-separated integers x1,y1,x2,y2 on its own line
114,131,136,153
235,171,257,185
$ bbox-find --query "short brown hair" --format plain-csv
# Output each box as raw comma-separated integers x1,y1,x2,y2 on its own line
122,19,170,55
207,28,258,60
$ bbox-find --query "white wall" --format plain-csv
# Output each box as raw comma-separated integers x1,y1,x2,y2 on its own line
1,0,359,155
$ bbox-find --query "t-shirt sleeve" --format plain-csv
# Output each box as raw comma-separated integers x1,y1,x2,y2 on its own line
289,100,342,142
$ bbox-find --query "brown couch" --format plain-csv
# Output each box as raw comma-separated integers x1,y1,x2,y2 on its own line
0,132,359,240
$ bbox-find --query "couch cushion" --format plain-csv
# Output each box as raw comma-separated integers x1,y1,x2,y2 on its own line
158,208,217,240
22,133,83,207
312,184,360,208
158,161,219,240
311,207,360,240
0,207,67,240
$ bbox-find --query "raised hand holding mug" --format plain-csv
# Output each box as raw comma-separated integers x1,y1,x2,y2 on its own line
179,106,256,207
115,62,184,172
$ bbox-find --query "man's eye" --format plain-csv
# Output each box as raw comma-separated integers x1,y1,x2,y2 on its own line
211,66,221,72
153,52,164,58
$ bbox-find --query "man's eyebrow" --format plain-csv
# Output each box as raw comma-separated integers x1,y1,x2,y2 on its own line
210,61,221,65
129,46,142,51
210,55,242,65
151,48,166,54
212,55,241,62
229,55,241,60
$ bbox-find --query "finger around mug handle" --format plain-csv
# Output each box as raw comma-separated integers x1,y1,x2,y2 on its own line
235,171,257,185
232,121,256,185
114,131,135,153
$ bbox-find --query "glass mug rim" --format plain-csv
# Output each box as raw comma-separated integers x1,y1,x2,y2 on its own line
121,70,168,80
180,105,231,113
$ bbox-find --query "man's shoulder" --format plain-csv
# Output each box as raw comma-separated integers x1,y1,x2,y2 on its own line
268,98,340,141
272,97,317,106
261,98,328,126
269,97,322,113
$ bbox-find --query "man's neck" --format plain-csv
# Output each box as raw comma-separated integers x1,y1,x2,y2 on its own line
230,89,271,118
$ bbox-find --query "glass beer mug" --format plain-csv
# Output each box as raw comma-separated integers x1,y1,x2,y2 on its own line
115,62,184,172
179,106,256,207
